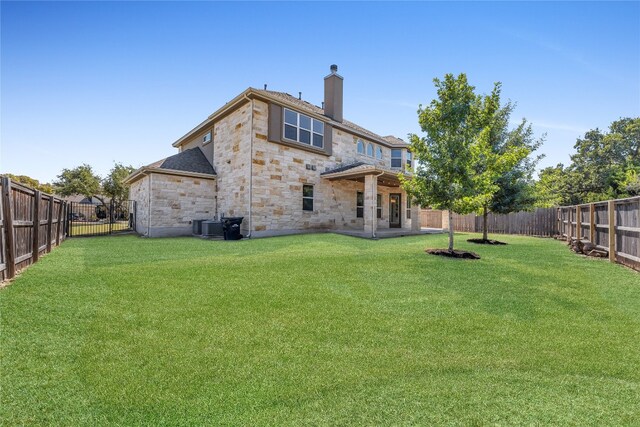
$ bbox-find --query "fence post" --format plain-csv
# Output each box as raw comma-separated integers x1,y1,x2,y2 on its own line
32,190,41,263
589,203,595,243
1,177,16,280
56,200,63,246
576,205,582,240
608,200,616,263
46,195,54,252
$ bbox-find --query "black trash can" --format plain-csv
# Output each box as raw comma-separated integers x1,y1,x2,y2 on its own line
221,217,244,240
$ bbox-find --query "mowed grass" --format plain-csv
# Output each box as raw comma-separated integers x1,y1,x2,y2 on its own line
1,233,639,426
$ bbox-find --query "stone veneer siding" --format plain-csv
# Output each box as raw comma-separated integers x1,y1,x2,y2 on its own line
129,172,216,237
248,99,416,237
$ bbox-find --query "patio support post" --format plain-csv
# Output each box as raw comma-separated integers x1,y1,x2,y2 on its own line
364,174,377,238
410,201,421,231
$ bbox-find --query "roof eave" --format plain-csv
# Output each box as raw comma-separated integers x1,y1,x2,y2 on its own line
124,166,217,184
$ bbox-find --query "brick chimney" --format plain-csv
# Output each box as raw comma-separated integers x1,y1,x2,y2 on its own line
324,64,343,122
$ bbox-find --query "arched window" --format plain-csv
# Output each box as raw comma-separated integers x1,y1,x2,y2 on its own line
357,139,364,154
376,146,383,160
366,143,374,157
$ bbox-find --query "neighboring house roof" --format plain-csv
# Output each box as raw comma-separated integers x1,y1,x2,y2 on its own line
64,195,110,205
172,88,409,149
124,147,216,185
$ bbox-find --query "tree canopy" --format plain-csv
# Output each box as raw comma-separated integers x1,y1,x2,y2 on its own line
533,117,639,206
2,174,54,193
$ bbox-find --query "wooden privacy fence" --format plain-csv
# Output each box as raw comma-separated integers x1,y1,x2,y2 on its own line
1,177,67,282
450,208,558,237
558,196,640,271
420,209,443,229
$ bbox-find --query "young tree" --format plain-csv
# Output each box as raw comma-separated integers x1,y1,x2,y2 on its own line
401,73,480,252
103,163,136,206
54,164,107,206
468,84,539,241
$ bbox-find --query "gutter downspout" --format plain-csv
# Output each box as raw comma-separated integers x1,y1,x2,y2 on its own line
243,94,254,238
147,172,152,237
371,170,385,239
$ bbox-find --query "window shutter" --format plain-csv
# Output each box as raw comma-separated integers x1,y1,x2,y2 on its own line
268,103,282,142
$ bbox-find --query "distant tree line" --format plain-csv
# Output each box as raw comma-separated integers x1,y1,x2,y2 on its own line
2,163,136,208
533,117,640,206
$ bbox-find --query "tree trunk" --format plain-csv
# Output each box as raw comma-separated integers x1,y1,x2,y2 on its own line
482,205,488,241
448,210,454,251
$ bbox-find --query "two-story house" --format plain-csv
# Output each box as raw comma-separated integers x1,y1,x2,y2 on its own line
125,65,422,238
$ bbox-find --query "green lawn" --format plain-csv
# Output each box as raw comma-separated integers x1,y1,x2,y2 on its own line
1,233,639,426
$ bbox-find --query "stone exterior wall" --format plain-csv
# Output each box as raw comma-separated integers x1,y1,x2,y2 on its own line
211,102,252,235
129,172,216,237
247,99,416,237
129,175,150,236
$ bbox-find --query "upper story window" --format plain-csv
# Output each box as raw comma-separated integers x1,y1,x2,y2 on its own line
202,131,212,145
391,149,402,168
366,143,374,157
406,151,412,169
376,146,383,160
284,108,324,148
357,139,365,154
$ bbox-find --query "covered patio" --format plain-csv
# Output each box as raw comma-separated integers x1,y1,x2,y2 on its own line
321,162,422,238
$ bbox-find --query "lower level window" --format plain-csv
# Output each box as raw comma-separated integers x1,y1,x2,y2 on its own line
377,194,382,219
356,191,364,218
406,197,412,219
303,185,314,211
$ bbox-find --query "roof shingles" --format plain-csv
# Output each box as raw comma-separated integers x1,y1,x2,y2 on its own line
155,147,216,175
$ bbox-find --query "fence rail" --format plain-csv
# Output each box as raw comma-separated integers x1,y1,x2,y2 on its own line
558,196,640,271
1,177,67,282
449,208,558,237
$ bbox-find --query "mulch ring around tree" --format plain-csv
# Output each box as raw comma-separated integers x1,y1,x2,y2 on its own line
426,248,481,259
467,238,508,245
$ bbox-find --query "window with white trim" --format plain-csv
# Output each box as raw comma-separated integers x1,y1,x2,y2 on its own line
406,196,412,219
202,131,212,145
366,143,374,157
303,185,314,211
377,194,382,219
376,146,383,160
406,150,412,169
284,108,324,148
357,139,365,154
356,191,364,218
391,149,402,168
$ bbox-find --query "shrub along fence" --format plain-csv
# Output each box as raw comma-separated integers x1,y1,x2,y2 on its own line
1,177,67,282
558,196,640,271
449,208,558,237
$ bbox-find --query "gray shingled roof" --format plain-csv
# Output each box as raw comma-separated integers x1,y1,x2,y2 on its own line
253,89,407,146
151,147,215,175
321,162,366,175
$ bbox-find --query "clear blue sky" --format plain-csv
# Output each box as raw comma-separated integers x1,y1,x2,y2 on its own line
2,1,639,183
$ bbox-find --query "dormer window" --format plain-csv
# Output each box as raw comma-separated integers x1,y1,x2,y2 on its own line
284,108,324,148
202,131,211,145
357,139,365,154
